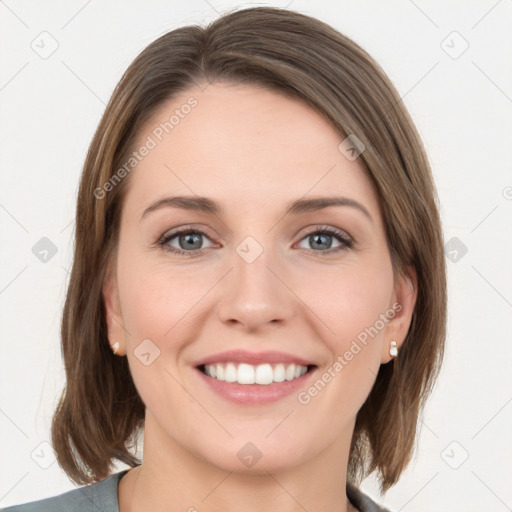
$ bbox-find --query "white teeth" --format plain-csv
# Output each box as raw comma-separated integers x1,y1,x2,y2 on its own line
225,363,237,383
203,362,310,385
273,363,286,382
238,363,255,384
285,364,296,381
255,364,273,385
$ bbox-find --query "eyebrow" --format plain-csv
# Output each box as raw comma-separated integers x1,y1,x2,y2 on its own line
140,195,372,222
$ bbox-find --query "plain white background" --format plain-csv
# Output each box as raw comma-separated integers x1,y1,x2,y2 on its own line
1,1,511,510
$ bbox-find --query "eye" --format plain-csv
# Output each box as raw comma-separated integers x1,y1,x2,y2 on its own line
156,225,353,257
158,228,214,255
296,226,353,255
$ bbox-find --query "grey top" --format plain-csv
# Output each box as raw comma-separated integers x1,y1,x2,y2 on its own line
0,471,128,512
1,470,390,512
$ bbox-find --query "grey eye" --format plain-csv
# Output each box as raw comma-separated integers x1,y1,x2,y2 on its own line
164,231,214,252
297,232,344,251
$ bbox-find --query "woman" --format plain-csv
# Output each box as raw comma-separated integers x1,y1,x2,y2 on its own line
2,6,446,512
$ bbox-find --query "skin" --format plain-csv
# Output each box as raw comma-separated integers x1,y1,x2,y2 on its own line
103,82,417,512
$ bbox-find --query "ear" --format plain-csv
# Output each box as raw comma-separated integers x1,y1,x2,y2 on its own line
381,266,417,364
102,266,127,356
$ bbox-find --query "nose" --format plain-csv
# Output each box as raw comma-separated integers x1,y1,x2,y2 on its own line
216,242,296,332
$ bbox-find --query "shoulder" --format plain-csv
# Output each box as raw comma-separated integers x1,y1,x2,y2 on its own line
0,471,128,512
347,482,392,512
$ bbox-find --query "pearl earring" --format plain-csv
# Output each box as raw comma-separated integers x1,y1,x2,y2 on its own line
111,341,120,355
389,340,398,358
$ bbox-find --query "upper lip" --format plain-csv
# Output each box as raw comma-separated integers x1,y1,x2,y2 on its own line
193,349,316,367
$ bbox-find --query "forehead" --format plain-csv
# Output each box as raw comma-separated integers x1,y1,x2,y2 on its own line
124,83,380,220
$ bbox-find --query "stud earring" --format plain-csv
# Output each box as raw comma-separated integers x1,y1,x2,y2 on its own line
110,341,120,355
389,340,398,358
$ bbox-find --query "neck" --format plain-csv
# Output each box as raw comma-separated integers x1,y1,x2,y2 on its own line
119,413,357,512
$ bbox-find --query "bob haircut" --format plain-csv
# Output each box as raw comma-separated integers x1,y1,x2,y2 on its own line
52,6,446,492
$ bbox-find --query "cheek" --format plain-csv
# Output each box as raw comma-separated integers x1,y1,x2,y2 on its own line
117,245,208,339
294,259,393,407
297,256,394,344
117,257,203,416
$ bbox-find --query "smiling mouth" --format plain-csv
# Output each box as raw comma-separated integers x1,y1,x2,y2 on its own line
198,362,317,385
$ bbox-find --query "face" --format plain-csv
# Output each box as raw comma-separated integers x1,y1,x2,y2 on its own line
104,83,416,475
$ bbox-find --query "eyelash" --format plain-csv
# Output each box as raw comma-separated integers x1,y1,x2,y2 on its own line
156,225,354,257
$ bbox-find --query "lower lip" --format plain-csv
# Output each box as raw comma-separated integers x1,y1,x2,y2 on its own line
195,367,317,405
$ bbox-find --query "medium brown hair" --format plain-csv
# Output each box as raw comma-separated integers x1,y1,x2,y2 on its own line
52,6,446,491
